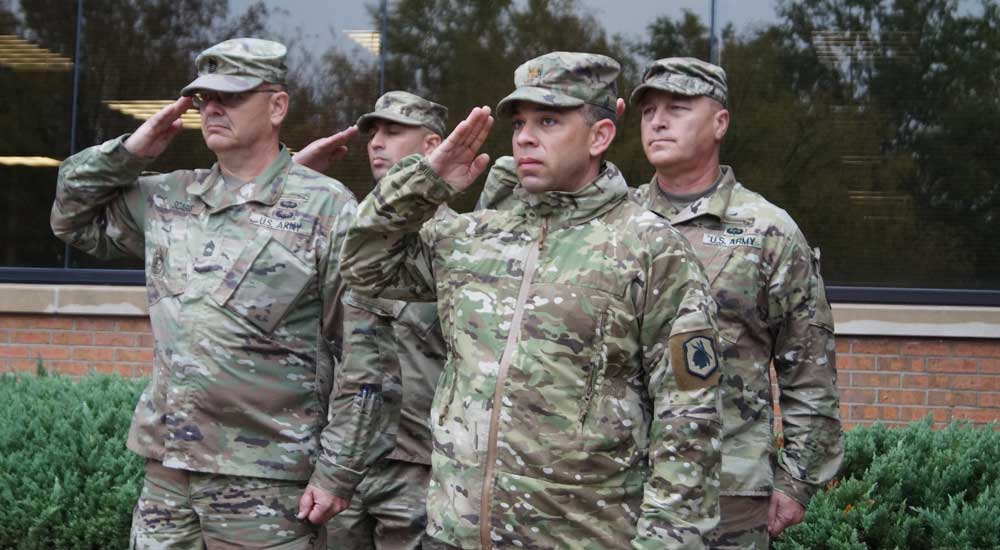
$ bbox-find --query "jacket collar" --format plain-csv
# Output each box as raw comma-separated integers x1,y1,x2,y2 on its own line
642,165,737,225
511,161,629,229
189,145,293,212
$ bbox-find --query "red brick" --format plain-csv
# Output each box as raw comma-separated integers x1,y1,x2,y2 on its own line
952,408,1000,424
835,340,851,354
117,318,151,333
75,318,116,331
116,348,153,362
840,388,877,403
852,405,880,420
952,340,1000,358
851,338,901,355
981,359,1000,374
902,340,953,356
139,334,156,348
899,407,950,422
839,403,850,419
51,331,93,345
927,391,978,407
0,345,31,358
979,393,1000,409
51,361,93,376
32,345,71,360
13,331,50,344
838,356,875,371
93,332,136,347
879,389,926,406
26,316,74,330
880,406,901,421
842,420,863,430
8,358,39,372
851,373,901,388
927,358,977,374
878,356,925,373
0,329,8,343
901,374,950,389
950,375,996,391
73,347,115,361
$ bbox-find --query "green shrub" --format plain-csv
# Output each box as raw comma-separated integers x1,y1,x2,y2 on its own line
775,419,1000,550
0,371,145,550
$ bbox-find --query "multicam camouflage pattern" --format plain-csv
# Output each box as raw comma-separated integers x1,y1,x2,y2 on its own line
481,160,843,506
356,91,449,137
51,136,358,483
181,37,288,96
340,154,723,549
326,459,433,550
705,496,769,550
633,167,843,505
496,51,620,116
629,57,728,107
130,459,324,549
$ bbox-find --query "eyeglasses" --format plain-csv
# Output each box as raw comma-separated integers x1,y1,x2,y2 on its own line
191,89,279,110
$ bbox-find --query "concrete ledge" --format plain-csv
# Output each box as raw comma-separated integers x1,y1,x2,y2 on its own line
1,284,999,337
832,303,1000,338
0,283,147,316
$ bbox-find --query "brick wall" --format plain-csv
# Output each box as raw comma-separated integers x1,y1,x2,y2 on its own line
837,336,1000,428
3,312,999,428
0,313,152,377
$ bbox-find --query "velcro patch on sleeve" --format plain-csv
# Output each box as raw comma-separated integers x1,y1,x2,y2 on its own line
669,331,721,391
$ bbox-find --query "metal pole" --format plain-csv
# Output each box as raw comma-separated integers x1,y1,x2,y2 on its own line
379,0,387,95
709,0,719,64
65,0,84,268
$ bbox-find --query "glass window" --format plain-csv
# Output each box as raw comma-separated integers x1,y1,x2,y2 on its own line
1,0,997,294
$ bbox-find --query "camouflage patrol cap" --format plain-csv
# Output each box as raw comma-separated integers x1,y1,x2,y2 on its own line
496,51,620,117
180,38,287,96
630,57,728,107
356,91,448,137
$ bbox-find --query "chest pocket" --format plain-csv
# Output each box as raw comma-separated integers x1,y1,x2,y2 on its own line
211,228,314,333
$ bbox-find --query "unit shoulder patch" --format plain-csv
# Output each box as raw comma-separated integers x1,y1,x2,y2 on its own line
669,331,721,391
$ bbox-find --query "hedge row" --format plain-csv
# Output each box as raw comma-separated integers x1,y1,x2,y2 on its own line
1,371,998,549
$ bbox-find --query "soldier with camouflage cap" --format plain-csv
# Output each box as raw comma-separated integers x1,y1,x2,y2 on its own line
631,57,843,549
480,55,844,550
339,51,723,549
51,38,359,549
298,91,452,550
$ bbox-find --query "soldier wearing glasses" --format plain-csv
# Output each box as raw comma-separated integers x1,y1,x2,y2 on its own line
51,38,357,549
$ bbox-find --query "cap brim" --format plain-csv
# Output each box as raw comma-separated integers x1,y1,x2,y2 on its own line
180,74,263,96
496,86,585,117
355,111,425,133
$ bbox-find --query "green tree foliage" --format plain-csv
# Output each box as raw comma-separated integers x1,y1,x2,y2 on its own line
0,373,146,549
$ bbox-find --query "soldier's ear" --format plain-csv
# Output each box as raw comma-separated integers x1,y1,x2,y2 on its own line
713,107,729,142
589,118,616,158
423,132,442,156
270,91,289,127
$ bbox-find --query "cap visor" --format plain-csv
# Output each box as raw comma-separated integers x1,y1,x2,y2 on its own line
496,87,585,117
180,74,263,96
355,111,426,133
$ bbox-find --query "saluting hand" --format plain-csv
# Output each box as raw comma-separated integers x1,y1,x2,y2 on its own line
293,125,359,173
427,106,493,192
123,97,194,159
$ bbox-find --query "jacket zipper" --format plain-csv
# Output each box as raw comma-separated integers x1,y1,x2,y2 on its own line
479,218,547,549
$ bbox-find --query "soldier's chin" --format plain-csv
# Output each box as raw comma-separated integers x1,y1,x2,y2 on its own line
203,133,236,153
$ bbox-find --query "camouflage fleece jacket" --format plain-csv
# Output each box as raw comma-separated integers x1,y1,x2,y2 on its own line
634,168,843,505
51,135,358,484
340,155,723,550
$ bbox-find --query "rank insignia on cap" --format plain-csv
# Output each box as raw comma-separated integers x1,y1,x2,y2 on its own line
527,66,542,82
684,335,718,379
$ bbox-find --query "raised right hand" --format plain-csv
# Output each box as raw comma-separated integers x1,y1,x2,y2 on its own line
426,106,494,192
123,96,194,159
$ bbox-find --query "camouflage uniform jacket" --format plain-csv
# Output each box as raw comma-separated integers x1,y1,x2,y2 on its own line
634,168,843,505
341,155,723,550
51,135,358,482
